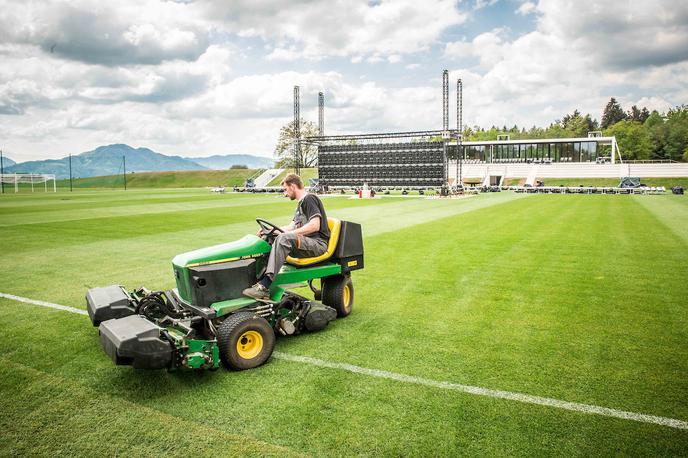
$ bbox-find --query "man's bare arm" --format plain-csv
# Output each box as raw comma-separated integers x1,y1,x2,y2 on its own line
290,217,320,236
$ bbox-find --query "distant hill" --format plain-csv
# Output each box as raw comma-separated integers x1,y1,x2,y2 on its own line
5,144,206,179
55,168,258,189
1,156,16,167
185,154,273,170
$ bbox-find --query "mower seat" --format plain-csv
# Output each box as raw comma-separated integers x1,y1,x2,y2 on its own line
286,217,341,267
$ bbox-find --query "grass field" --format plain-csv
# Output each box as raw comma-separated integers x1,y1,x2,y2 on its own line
49,168,259,189
1,189,687,456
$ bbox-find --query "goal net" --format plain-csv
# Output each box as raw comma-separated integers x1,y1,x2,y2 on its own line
0,173,57,193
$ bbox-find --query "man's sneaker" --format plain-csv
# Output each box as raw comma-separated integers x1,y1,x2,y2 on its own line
242,282,270,299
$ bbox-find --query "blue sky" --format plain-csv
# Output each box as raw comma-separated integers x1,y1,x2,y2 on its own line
1,0,686,162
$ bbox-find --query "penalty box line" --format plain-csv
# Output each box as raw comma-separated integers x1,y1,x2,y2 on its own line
2,291,687,431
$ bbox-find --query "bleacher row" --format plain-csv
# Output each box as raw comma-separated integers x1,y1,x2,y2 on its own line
321,165,443,180
319,143,446,187
322,177,444,187
320,163,443,169
319,151,443,166
319,142,442,153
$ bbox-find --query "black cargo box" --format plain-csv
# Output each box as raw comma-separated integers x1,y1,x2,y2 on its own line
334,221,364,272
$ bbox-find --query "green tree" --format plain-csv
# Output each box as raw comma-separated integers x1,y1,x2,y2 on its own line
601,97,627,128
644,111,668,159
627,105,650,123
605,120,652,160
273,119,319,168
663,105,688,161
558,110,599,137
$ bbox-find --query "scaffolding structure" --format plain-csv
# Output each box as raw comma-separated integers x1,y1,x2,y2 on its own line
294,70,461,189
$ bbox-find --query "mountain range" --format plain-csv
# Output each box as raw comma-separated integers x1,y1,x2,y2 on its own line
186,154,273,170
3,144,274,179
1,155,16,167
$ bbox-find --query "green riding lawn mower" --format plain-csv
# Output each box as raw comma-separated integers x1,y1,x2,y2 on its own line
86,217,363,371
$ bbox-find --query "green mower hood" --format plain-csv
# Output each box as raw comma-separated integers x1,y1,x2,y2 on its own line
172,235,271,303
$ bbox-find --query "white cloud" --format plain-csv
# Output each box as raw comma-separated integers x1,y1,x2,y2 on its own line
473,0,499,10
0,0,211,66
536,0,688,69
1,0,687,163
443,0,688,130
516,2,536,15
203,0,467,61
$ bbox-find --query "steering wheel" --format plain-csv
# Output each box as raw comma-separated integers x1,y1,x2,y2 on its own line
256,218,284,239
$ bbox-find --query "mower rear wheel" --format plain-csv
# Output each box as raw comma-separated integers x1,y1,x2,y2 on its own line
322,275,353,318
217,312,275,370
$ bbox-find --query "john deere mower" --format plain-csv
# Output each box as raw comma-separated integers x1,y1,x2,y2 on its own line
86,217,363,371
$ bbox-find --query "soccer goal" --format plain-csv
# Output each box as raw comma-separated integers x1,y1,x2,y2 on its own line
0,173,57,193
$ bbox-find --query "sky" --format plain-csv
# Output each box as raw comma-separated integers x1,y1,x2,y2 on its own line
1,0,687,162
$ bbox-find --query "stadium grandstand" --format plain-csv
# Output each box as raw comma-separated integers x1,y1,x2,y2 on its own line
294,71,688,191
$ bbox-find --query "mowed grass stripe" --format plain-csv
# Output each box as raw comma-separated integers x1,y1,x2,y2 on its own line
272,352,688,430
0,194,394,253
2,293,688,433
2,297,687,456
0,194,521,307
310,195,688,419
1,194,284,226
0,193,264,216
0,358,302,457
633,194,688,245
0,188,211,209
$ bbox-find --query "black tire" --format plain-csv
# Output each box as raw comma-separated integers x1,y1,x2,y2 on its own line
217,312,275,370
322,275,353,318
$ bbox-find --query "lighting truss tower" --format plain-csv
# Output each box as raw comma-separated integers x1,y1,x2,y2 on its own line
442,70,449,185
294,85,300,175
442,70,449,131
0,149,4,194
318,92,324,136
457,78,463,187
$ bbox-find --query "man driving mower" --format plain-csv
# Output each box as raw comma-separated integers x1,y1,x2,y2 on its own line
242,173,330,299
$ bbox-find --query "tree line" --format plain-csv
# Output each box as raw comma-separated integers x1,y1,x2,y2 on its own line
273,98,688,166
463,99,688,162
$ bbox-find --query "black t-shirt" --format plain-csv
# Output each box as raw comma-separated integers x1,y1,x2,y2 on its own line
293,194,330,242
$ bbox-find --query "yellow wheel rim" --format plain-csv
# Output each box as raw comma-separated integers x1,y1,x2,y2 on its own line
236,330,263,359
343,284,351,311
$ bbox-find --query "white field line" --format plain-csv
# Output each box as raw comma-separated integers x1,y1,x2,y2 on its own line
2,292,687,431
0,292,88,315
273,352,688,430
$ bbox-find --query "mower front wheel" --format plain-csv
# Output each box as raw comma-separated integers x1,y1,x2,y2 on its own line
217,312,275,370
322,275,354,318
